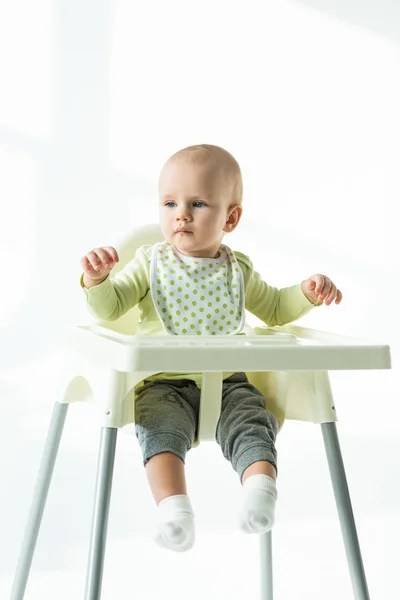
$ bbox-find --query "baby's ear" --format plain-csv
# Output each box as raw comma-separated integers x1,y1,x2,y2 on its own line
224,205,242,232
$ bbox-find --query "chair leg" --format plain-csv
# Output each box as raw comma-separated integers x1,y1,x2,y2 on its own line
84,427,118,600
11,401,69,600
321,422,370,600
260,530,273,600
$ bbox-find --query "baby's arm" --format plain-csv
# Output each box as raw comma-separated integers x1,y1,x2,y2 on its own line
244,267,342,327
236,252,314,326
245,270,314,327
80,246,149,321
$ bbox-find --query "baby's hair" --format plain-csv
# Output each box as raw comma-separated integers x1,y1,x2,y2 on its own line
166,144,243,207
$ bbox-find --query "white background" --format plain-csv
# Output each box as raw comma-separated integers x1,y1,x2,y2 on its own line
0,1,399,598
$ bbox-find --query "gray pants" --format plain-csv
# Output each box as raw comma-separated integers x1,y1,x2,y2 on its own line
135,372,278,483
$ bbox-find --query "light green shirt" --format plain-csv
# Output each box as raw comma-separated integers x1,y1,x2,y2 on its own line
80,244,315,385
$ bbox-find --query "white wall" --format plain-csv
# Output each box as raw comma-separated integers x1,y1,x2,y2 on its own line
1,1,398,599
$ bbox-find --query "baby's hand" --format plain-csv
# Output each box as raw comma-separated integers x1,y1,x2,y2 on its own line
81,246,119,284
301,274,342,306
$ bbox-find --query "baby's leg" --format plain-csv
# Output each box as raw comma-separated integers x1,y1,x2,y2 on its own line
145,451,187,504
216,373,279,534
135,378,200,552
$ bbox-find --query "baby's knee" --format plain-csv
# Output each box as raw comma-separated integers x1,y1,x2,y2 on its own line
137,429,192,466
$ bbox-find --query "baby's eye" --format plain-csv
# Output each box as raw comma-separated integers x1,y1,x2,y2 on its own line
193,201,206,208
165,201,176,208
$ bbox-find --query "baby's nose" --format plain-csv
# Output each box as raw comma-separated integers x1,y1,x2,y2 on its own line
176,206,191,220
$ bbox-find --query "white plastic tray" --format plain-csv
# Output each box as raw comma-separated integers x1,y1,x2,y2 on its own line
68,325,391,373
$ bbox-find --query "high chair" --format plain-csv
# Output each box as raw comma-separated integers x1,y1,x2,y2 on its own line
11,224,391,600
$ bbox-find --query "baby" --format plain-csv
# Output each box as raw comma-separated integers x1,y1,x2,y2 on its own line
80,144,342,552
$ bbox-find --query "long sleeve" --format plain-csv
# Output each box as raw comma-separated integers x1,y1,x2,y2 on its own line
80,245,151,321
236,252,315,326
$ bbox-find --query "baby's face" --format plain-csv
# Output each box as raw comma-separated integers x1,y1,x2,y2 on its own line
158,158,238,258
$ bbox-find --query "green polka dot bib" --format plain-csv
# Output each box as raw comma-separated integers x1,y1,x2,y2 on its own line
150,241,245,336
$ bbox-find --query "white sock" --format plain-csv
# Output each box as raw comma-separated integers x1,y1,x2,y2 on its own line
239,474,277,534
155,494,195,552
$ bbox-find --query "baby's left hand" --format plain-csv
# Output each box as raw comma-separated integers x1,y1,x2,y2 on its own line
301,274,343,306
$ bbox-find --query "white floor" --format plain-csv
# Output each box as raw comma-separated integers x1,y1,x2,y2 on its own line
1,339,399,600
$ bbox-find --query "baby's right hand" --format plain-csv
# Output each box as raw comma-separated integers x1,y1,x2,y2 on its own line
81,246,119,285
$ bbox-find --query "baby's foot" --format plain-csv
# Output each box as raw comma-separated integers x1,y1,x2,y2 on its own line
155,495,195,552
239,474,277,534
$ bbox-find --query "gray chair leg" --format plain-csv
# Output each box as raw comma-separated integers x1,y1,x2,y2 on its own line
84,427,118,600
260,530,273,600
11,402,69,600
321,422,370,600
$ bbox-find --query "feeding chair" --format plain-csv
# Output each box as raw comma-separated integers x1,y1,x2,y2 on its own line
10,224,391,600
